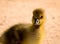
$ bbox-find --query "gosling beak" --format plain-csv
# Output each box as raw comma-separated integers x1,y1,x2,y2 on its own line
35,19,40,25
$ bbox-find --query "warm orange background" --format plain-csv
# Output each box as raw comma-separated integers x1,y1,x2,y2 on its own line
0,0,60,44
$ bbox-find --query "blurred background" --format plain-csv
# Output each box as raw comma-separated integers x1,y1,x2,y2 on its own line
0,0,60,44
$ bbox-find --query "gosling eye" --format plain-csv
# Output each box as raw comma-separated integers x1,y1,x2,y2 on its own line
40,16,43,19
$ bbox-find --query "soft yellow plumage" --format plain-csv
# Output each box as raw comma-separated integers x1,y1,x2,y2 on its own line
39,10,46,44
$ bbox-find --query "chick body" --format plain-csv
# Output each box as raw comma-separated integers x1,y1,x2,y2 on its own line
0,8,46,44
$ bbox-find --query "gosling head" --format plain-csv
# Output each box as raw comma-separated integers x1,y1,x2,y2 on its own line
32,8,45,27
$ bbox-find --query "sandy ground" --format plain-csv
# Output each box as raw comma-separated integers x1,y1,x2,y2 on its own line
0,0,60,44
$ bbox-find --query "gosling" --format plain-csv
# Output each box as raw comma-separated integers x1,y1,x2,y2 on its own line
0,8,46,44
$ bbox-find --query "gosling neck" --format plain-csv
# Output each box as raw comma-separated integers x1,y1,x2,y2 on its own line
32,24,40,29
